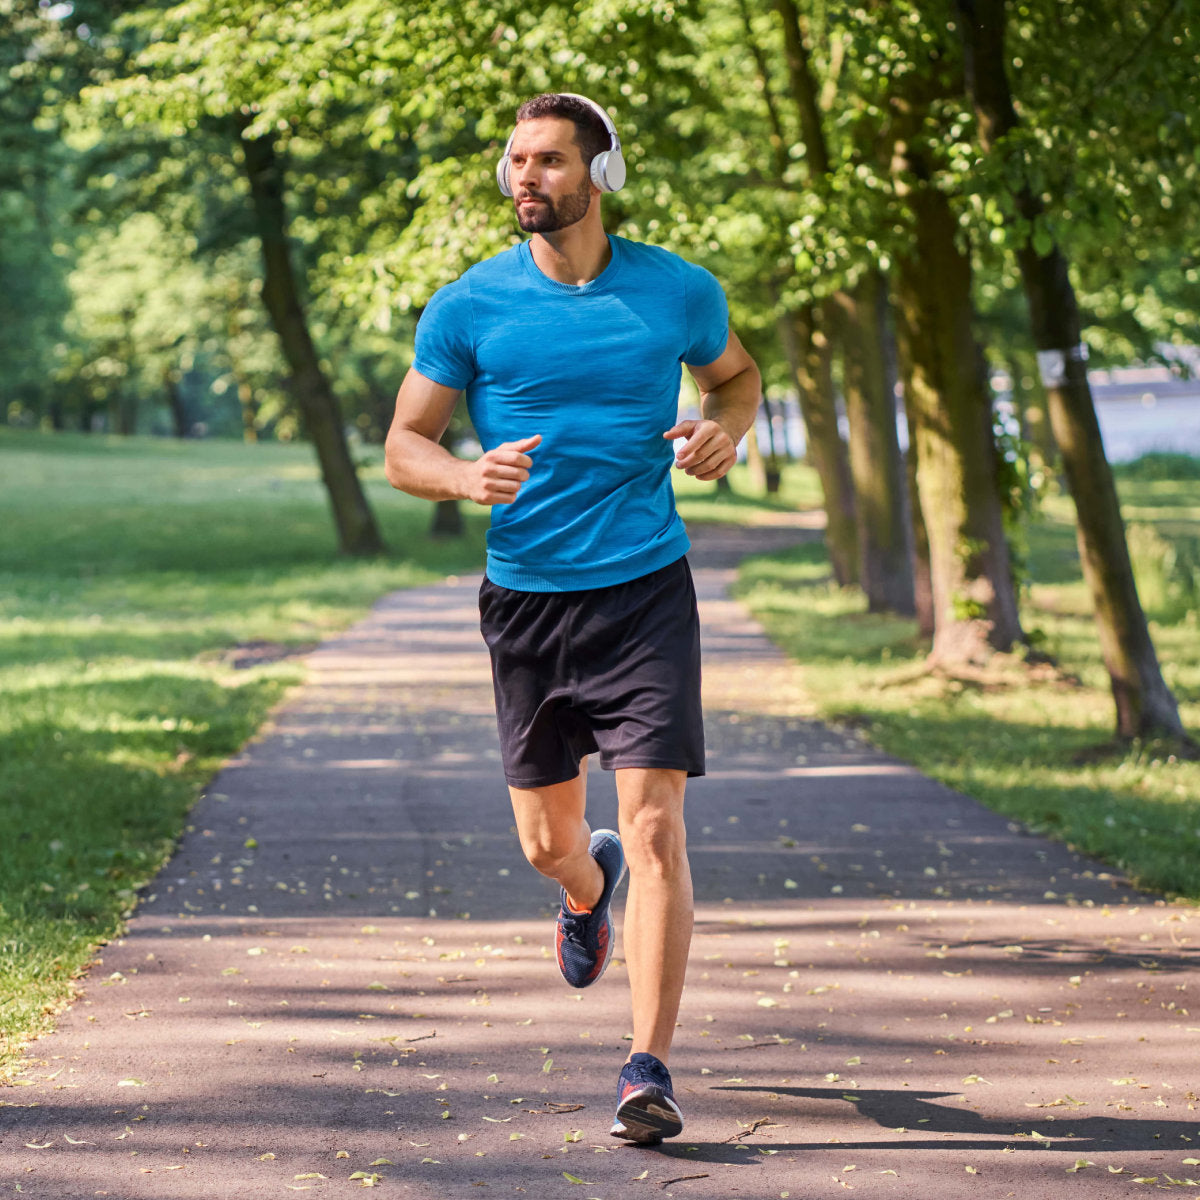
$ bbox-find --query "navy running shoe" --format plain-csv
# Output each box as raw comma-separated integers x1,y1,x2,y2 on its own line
555,828,625,989
610,1052,684,1143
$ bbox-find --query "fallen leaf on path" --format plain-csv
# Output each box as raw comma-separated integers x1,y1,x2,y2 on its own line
63,1135,95,1145
24,1141,54,1150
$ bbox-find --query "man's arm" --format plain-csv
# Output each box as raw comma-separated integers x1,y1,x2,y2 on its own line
666,331,762,481
384,367,541,505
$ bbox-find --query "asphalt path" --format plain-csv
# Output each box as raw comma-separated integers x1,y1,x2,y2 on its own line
3,521,1199,1199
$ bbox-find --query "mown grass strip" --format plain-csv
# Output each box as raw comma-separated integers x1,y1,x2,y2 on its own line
0,428,488,1076
735,456,1200,901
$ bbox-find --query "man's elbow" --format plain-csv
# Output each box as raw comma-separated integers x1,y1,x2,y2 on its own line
383,433,409,492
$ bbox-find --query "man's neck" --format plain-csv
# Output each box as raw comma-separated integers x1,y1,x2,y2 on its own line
530,213,612,286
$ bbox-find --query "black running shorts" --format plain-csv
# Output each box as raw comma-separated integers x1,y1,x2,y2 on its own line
478,556,705,789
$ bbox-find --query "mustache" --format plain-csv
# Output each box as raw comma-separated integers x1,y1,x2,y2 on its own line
516,191,551,204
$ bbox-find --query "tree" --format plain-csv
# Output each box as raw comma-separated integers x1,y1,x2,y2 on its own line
773,0,913,611
861,1,1025,663
956,0,1188,738
77,0,405,554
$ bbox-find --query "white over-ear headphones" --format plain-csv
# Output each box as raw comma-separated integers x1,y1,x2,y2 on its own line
496,93,626,197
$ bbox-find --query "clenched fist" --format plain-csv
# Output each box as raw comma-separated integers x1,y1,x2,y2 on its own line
463,434,542,506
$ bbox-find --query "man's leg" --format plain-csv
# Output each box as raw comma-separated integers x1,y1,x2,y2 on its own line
615,767,692,1064
508,760,604,911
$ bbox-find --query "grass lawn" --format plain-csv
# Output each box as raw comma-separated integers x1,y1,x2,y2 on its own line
735,454,1200,903
0,427,488,1077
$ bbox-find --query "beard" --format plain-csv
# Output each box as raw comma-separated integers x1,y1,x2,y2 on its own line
515,175,592,233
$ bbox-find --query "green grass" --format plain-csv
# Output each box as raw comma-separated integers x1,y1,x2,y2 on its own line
672,459,824,524
0,428,488,1075
736,462,1200,902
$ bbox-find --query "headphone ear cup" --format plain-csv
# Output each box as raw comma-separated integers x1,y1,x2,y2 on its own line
496,155,513,197
601,148,626,192
590,149,626,192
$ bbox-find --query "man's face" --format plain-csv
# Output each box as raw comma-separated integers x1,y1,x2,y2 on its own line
508,116,595,233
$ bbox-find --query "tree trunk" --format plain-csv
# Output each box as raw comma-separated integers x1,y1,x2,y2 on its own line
237,121,384,557
112,392,138,436
890,165,1023,663
429,419,464,538
778,304,858,585
832,270,915,614
894,312,936,638
744,420,768,494
957,0,1184,738
237,377,259,443
165,369,189,438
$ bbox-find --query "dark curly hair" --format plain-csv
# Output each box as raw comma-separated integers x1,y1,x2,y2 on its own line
514,94,612,172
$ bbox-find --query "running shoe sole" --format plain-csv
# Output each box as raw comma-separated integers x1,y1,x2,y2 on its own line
611,1087,684,1143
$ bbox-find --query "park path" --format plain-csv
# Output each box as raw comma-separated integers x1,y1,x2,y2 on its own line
3,521,1200,1200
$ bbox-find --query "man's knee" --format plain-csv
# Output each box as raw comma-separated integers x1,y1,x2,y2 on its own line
621,805,688,878
521,836,573,878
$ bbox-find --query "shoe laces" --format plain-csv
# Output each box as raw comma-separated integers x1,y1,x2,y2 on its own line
559,895,593,944
559,911,589,943
624,1053,671,1090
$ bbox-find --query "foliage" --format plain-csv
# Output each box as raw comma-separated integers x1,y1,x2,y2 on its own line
1113,452,1200,482
3,0,1196,444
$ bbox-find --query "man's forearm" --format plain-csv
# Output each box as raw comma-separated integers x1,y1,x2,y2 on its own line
701,363,762,445
384,429,472,502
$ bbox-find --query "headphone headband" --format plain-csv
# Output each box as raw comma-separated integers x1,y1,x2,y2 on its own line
496,93,626,197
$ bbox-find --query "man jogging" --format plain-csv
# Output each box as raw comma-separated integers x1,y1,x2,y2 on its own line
384,92,760,1143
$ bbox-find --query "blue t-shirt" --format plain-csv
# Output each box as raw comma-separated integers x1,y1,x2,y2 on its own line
413,234,729,591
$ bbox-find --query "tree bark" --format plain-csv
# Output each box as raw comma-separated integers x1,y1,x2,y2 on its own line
776,0,920,606
165,369,189,438
778,305,858,585
429,414,464,538
957,0,1184,737
890,145,1023,663
237,377,259,443
893,298,937,639
237,121,384,557
744,420,768,495
832,270,915,613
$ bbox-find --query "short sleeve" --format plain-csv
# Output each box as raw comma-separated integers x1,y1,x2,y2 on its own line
413,279,476,390
681,263,729,366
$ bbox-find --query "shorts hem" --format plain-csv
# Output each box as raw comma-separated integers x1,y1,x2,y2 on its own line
503,768,585,790
597,755,705,778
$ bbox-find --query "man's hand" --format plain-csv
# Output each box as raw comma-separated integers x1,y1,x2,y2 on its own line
464,434,542,505
664,419,736,481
